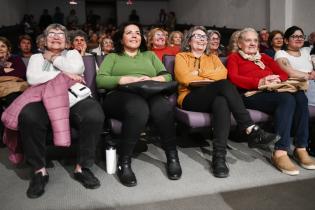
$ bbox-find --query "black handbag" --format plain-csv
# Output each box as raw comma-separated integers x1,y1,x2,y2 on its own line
118,80,178,98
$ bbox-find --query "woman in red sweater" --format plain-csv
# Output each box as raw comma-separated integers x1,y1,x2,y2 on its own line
147,27,179,61
227,27,315,176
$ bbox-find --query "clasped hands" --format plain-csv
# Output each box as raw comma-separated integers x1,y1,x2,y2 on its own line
119,75,165,85
258,75,281,87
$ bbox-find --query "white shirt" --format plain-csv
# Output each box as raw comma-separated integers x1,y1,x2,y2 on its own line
274,48,313,73
27,50,84,85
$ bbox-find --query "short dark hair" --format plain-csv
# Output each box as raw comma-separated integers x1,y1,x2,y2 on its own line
0,36,12,53
112,22,147,54
18,34,32,44
70,29,88,43
283,26,304,40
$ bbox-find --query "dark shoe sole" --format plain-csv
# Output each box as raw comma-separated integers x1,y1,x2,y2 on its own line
121,181,137,187
249,135,281,149
168,174,182,180
213,172,229,178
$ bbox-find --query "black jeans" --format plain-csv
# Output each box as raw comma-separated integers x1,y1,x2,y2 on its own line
182,80,253,154
103,90,177,157
18,98,104,171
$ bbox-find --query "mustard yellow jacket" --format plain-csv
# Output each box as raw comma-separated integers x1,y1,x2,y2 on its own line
174,52,227,107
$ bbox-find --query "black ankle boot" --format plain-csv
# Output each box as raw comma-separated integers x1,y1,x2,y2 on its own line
117,156,137,187
212,155,229,178
166,150,182,180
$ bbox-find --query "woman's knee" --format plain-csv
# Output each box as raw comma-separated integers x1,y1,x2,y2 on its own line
295,91,308,108
18,103,49,126
124,98,150,121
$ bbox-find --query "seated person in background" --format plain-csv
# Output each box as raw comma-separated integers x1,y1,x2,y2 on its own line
227,27,315,176
226,30,241,55
259,28,269,53
275,26,315,106
3,24,104,198
207,30,225,57
304,31,315,52
18,34,33,66
91,32,108,55
96,22,182,187
35,34,45,53
99,37,114,55
174,26,279,178
147,27,179,61
70,29,91,56
168,31,183,51
264,30,284,58
87,32,99,51
0,36,28,146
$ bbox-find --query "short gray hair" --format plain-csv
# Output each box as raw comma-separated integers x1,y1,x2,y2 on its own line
69,29,88,44
43,23,69,42
207,30,221,39
181,26,210,54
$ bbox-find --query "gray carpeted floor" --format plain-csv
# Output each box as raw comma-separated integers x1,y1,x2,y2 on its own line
1,140,315,210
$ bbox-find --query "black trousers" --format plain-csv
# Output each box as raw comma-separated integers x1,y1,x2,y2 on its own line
182,80,253,154
0,92,22,144
103,90,177,157
18,98,105,171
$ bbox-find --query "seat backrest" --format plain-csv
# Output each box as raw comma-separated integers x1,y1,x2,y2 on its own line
219,56,227,66
162,54,176,79
82,55,97,98
95,55,106,67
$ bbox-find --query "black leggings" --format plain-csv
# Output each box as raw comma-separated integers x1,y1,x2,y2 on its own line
182,80,253,153
18,98,104,171
103,90,177,157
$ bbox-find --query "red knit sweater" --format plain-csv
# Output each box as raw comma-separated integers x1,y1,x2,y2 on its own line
151,46,179,61
227,52,288,90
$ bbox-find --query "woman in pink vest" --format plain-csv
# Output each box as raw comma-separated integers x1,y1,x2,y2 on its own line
13,24,104,199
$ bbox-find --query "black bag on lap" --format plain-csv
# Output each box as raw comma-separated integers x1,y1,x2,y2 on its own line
118,80,178,98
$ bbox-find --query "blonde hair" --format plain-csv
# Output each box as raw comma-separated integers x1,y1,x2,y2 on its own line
168,31,183,46
147,28,168,50
227,30,241,54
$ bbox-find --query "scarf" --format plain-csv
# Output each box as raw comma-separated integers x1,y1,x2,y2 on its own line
238,50,265,70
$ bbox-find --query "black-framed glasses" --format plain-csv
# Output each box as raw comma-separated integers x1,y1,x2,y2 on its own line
191,34,208,40
290,35,306,40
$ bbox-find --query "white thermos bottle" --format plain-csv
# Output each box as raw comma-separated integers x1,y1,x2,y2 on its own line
106,146,117,174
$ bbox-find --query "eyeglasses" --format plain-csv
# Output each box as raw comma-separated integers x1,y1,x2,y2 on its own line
103,41,113,45
290,35,306,40
47,32,65,39
191,34,208,40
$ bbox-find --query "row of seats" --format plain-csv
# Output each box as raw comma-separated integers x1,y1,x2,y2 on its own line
84,54,315,144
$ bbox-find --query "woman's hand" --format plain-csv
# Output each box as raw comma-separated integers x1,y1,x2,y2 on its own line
258,75,281,86
43,51,60,62
64,72,85,83
119,76,150,85
150,75,166,82
309,71,315,80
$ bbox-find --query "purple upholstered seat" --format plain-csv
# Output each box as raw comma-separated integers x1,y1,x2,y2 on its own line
95,55,106,67
82,55,97,98
309,105,315,122
162,54,272,131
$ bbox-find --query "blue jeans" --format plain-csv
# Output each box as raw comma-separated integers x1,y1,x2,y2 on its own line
242,91,309,151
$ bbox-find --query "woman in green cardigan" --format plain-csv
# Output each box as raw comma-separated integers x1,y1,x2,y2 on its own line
96,22,182,187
